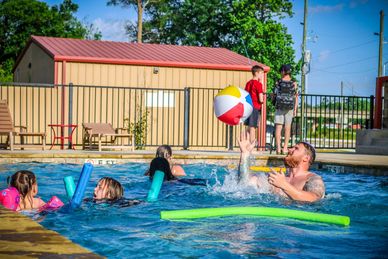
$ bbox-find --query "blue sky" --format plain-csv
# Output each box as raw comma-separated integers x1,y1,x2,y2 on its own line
43,0,387,96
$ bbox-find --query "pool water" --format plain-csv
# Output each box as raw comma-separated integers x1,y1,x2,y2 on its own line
0,162,387,258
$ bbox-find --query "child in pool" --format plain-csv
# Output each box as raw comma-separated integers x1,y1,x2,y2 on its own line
147,157,206,186
93,177,124,201
93,177,142,206
147,157,177,181
9,170,46,211
145,145,186,177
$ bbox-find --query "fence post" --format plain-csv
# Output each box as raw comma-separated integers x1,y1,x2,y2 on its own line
369,95,374,129
300,93,306,140
183,87,190,150
228,126,234,151
60,83,66,149
68,83,73,149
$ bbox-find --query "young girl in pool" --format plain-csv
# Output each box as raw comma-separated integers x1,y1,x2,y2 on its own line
8,170,46,211
147,157,177,181
93,177,142,206
145,145,186,177
147,157,206,186
93,177,124,201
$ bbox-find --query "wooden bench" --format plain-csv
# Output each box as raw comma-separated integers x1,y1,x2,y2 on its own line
0,100,46,151
82,123,135,151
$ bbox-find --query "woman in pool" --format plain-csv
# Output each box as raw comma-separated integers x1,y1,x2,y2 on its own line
145,145,186,177
8,170,46,211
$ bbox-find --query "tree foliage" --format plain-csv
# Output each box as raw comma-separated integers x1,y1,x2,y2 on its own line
318,97,371,111
107,0,157,43
0,0,101,82
139,0,298,93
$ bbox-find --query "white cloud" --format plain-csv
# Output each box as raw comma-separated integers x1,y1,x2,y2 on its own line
349,0,369,8
310,4,344,14
318,50,330,62
93,18,129,42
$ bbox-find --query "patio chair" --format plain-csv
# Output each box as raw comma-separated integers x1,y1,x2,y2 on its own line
82,123,135,151
0,100,46,151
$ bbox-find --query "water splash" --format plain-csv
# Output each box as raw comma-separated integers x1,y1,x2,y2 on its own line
325,193,342,199
207,168,272,200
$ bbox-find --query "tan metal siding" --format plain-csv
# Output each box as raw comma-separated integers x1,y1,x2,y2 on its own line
65,62,252,89
61,62,254,148
0,85,60,146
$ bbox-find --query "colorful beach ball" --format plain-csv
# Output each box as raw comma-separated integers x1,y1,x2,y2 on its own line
214,85,253,126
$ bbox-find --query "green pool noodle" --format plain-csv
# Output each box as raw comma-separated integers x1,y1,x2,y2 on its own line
63,176,76,200
160,207,350,226
147,170,165,202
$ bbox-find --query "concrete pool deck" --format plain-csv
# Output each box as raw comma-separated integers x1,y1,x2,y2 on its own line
0,149,387,175
0,207,103,258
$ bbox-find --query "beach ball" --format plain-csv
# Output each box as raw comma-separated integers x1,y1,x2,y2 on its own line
214,85,253,126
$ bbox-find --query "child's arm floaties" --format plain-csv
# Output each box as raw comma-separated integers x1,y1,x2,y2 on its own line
37,196,64,212
0,187,20,211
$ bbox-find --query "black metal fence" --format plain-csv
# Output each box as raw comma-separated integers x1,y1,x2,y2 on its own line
0,83,374,150
288,93,374,149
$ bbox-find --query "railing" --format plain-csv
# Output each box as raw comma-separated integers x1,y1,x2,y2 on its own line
0,83,375,150
290,93,374,149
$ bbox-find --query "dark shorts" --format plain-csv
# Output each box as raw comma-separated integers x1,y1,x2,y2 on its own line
244,108,261,127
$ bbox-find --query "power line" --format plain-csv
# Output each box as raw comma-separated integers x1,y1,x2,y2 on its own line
343,81,361,96
316,56,377,70
311,67,375,75
324,39,377,55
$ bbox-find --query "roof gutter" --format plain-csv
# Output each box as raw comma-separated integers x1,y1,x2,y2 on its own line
53,56,270,72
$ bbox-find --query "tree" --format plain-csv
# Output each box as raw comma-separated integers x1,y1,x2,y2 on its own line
0,0,101,82
228,0,297,92
140,0,298,94
107,0,157,43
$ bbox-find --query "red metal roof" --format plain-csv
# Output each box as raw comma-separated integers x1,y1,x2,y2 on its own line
23,36,269,72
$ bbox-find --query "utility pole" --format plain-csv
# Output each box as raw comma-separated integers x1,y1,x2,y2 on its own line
301,0,308,140
378,10,384,77
340,81,344,137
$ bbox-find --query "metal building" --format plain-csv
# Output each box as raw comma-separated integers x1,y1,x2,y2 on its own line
8,36,270,150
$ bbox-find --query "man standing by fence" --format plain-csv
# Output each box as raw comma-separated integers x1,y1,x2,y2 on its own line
244,65,264,143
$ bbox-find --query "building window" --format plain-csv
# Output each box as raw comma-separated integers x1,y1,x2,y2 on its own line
145,91,175,108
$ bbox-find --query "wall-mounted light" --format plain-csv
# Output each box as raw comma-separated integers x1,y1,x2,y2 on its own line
153,67,159,74
28,62,32,69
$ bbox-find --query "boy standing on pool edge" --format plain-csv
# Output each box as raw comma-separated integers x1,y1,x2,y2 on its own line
273,64,298,155
244,65,264,144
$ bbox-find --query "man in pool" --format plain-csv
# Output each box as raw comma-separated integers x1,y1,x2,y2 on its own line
238,132,325,202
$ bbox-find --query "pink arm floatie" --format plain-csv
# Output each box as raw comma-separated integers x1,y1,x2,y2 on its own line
0,187,20,211
38,196,64,212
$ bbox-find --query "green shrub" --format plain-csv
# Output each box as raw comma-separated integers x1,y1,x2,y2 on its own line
125,107,149,150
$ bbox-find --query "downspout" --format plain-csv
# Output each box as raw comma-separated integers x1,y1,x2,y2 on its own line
54,61,58,85
61,60,66,149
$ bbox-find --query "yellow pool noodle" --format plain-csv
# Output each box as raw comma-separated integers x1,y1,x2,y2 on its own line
249,166,285,173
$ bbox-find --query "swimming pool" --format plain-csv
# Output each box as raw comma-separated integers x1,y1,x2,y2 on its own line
0,162,387,258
